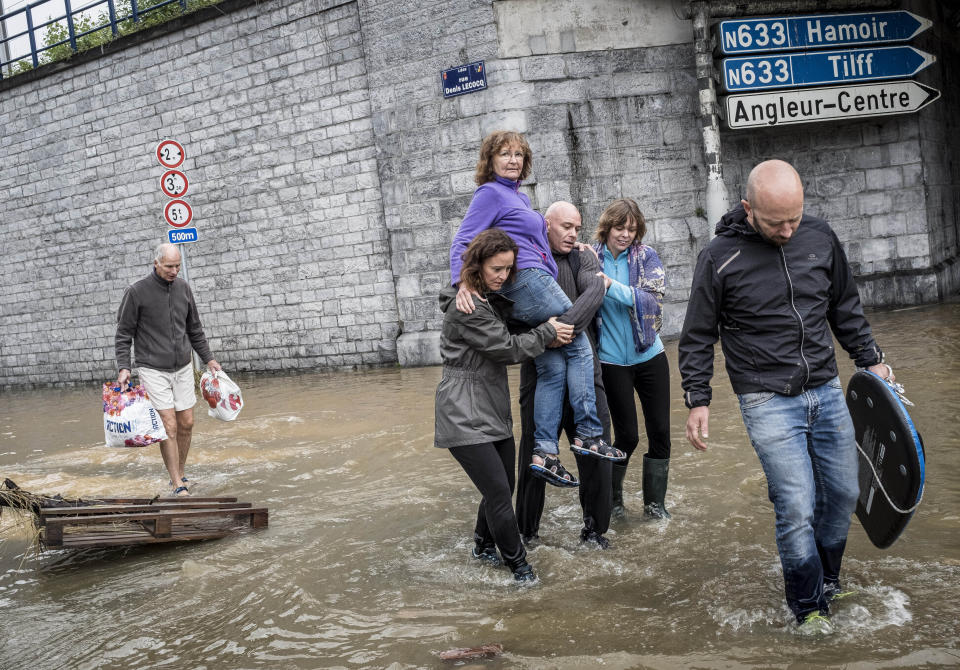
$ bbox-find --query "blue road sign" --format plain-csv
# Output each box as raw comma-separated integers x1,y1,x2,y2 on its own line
722,46,935,92
717,11,932,55
440,61,487,98
168,227,198,245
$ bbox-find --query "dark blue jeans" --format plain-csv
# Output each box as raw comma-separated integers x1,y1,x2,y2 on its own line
498,268,602,453
738,377,859,621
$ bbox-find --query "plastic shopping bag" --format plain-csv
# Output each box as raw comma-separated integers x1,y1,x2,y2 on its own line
102,383,168,448
200,370,244,421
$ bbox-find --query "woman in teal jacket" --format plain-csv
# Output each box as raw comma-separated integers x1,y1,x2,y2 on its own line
593,199,672,520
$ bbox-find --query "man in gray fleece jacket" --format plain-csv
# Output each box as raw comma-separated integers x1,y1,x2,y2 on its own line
116,243,221,496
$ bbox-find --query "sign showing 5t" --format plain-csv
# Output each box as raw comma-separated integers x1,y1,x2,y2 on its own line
160,169,189,197
164,199,193,228
156,139,185,169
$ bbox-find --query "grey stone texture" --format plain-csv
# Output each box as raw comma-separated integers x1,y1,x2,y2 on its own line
720,0,960,310
359,0,705,364
1,0,958,384
1,0,399,387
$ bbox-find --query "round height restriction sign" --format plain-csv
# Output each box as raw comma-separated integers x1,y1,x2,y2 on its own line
164,199,193,228
160,169,189,197
156,140,185,169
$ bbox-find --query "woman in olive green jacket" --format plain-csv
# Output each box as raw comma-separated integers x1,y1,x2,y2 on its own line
435,229,572,582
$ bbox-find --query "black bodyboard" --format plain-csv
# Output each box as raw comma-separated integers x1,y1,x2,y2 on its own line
846,370,925,549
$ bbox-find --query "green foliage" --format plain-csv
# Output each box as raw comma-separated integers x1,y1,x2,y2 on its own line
9,0,221,74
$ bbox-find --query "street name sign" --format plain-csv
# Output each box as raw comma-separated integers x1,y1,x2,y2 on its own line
722,46,935,92
723,80,941,129
168,227,199,244
164,199,193,228
717,11,932,55
441,61,487,98
156,139,185,169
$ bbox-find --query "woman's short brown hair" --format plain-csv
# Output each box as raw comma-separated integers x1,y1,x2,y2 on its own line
459,229,518,291
474,131,533,185
594,198,647,246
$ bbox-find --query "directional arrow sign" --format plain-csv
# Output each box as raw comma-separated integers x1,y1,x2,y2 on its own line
722,46,936,92
717,11,932,55
723,80,940,129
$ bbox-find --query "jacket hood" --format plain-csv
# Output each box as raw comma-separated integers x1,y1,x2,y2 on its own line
438,286,457,313
715,202,760,240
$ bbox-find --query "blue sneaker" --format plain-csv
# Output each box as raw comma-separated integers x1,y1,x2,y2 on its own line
471,545,501,567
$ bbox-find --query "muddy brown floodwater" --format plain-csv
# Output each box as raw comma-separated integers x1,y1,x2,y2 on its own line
1,303,959,669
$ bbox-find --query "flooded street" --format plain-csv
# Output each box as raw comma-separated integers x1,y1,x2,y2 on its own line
2,303,959,669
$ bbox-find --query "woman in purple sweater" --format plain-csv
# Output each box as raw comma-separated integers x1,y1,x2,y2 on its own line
450,131,625,487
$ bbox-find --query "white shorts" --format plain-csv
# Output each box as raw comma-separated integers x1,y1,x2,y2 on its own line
139,363,196,412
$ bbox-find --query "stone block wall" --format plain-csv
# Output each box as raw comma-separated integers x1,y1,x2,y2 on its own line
718,1,960,309
359,0,703,364
2,0,958,385
914,0,960,299
0,0,399,387
719,107,943,307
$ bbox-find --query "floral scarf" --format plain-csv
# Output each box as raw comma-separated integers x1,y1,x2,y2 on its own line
593,242,665,353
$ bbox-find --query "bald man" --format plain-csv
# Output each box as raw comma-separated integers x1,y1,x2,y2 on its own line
116,243,221,496
678,160,891,632
516,201,614,548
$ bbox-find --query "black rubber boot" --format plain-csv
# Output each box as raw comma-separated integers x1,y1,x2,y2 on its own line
611,463,627,519
642,455,671,520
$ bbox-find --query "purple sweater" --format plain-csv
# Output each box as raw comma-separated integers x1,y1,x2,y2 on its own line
449,176,557,285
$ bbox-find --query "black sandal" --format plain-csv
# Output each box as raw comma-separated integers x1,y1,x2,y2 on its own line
529,450,580,488
571,436,626,462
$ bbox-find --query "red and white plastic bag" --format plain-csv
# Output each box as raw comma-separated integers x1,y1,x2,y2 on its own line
200,370,244,421
102,383,168,448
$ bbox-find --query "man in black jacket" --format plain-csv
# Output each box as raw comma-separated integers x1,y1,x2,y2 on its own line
116,243,221,496
516,201,614,548
679,160,892,631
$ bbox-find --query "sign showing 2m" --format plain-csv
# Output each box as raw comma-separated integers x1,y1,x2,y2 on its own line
156,139,185,169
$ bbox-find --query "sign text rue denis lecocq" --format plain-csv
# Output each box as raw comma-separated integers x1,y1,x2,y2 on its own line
440,61,487,98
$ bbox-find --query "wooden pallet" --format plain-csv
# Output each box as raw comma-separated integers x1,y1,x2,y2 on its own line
38,496,268,549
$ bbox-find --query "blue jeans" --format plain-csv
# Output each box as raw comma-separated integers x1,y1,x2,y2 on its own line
498,268,603,454
737,377,859,622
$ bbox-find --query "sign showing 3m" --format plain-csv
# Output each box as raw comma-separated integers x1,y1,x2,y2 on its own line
160,170,189,197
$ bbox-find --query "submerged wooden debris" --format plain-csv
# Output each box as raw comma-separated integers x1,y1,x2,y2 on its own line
1,478,267,550
437,643,504,661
